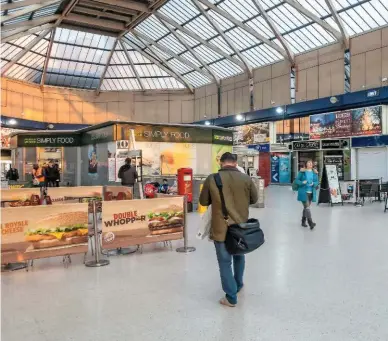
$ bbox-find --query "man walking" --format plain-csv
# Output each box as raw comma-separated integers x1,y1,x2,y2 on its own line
199,152,258,307
6,166,19,181
118,158,138,195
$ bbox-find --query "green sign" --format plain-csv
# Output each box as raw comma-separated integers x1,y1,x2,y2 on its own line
17,134,81,147
81,126,115,145
117,124,213,144
212,129,234,145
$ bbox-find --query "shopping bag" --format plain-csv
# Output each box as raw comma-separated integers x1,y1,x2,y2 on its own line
196,205,212,240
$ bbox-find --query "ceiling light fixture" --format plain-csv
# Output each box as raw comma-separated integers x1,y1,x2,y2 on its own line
204,121,211,126
236,114,244,121
276,107,283,114
8,119,17,125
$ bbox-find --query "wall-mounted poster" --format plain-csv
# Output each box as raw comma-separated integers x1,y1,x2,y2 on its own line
108,158,116,182
88,144,98,176
233,123,270,145
212,145,233,173
351,106,382,136
160,143,196,175
339,181,357,203
270,153,291,184
310,106,382,139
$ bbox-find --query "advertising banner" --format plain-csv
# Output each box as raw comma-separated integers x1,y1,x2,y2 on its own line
325,164,343,204
339,181,357,203
108,158,116,182
47,186,103,205
310,106,382,139
101,197,184,248
1,188,41,207
271,153,291,184
211,144,233,172
103,186,133,201
1,203,89,263
212,130,234,145
233,123,270,145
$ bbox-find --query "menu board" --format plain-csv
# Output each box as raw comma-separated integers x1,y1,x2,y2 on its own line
1,203,89,263
233,123,270,145
101,197,184,248
339,181,357,204
310,106,382,139
325,164,343,204
46,186,103,205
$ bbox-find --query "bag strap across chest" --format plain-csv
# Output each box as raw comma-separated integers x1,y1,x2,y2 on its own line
213,173,229,221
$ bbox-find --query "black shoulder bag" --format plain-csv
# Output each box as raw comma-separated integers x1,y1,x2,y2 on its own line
214,173,265,255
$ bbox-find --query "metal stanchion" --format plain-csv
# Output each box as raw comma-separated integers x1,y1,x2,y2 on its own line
176,196,196,253
85,201,110,267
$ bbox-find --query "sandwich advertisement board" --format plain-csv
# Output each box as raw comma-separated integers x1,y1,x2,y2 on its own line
1,203,89,263
101,197,184,249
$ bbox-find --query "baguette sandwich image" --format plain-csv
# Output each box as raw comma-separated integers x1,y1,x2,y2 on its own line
24,211,89,250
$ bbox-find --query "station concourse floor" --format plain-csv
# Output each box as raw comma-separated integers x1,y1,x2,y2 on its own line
2,186,388,341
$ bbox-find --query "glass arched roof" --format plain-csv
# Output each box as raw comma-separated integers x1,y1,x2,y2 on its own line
1,0,388,93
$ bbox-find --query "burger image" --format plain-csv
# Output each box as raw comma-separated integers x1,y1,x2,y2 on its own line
24,211,88,250
148,205,184,235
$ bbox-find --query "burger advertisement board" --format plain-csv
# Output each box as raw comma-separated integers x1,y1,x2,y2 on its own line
1,188,41,207
1,203,89,263
46,186,103,205
101,197,184,248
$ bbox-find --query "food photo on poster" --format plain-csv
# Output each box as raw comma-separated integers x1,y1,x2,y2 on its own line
351,106,382,136
101,197,184,248
233,123,270,145
1,203,89,263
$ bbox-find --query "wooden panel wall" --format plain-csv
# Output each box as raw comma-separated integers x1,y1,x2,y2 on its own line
350,28,388,91
1,78,195,124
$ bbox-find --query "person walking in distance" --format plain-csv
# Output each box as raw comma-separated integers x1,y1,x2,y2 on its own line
295,160,319,229
118,158,138,194
199,152,258,307
6,165,19,181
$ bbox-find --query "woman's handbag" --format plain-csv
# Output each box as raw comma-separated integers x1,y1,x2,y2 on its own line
214,173,265,255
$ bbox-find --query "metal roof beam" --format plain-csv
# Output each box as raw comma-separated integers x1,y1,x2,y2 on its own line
192,0,252,77
154,12,245,71
122,37,194,93
283,0,342,41
41,28,55,86
0,14,60,33
1,23,55,43
89,0,150,13
2,29,51,76
73,6,132,22
251,0,294,64
1,0,56,11
64,13,126,31
79,0,138,15
324,0,349,48
119,39,145,91
197,0,290,61
95,38,118,95
59,23,118,37
158,16,220,86
0,0,60,24
133,30,214,81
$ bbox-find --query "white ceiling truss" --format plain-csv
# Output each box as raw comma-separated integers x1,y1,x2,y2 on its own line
1,0,388,92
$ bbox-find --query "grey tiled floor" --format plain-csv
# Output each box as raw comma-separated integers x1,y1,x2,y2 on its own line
2,187,388,341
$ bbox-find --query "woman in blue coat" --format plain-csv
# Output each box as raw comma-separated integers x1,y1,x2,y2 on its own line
295,160,319,229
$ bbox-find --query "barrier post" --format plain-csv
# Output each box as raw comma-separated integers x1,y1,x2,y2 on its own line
176,195,196,253
85,201,110,267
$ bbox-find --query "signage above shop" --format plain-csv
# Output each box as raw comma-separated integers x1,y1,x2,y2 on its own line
292,140,321,151
248,144,270,153
117,124,213,144
321,139,349,150
212,130,234,145
310,106,382,139
81,125,115,145
17,134,81,147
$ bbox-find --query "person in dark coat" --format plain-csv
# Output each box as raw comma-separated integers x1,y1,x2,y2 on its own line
118,158,138,189
6,166,19,181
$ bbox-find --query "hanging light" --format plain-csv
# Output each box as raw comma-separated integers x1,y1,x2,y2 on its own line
204,121,211,126
276,107,284,114
236,114,244,121
8,119,17,125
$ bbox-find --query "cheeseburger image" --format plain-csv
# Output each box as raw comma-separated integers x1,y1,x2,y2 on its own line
24,211,88,250
148,205,184,235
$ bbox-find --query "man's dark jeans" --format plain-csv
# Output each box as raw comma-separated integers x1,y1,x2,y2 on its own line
214,241,245,305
